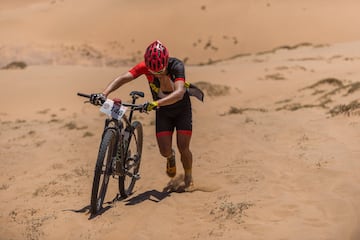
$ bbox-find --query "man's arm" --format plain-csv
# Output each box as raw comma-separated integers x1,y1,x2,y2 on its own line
102,72,134,97
157,80,186,107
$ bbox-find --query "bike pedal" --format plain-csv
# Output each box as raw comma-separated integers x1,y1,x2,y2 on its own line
133,173,141,180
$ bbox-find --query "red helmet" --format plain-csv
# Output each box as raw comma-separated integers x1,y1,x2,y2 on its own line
144,40,169,72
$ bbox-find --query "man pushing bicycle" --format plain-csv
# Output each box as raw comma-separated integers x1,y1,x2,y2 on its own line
90,40,203,191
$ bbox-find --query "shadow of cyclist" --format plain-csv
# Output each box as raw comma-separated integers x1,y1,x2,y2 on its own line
65,175,188,217
124,174,189,206
124,189,171,205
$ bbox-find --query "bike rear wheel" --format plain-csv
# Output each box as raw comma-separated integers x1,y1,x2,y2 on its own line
90,129,117,215
119,121,143,198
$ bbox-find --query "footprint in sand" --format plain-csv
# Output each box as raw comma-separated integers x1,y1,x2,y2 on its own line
164,174,220,193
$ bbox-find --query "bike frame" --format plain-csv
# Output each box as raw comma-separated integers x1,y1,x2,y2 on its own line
77,91,145,214
100,93,141,177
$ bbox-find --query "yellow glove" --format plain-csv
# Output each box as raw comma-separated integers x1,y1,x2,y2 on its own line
144,101,158,111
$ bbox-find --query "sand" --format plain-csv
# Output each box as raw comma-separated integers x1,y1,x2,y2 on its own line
1,1,360,240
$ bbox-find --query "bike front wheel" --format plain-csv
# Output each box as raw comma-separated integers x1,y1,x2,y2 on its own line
90,128,117,215
119,121,143,198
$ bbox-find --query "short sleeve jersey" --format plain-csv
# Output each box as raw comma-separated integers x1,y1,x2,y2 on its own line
128,57,185,101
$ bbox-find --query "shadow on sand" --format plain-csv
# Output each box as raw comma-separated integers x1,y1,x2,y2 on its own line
124,189,171,205
65,175,187,219
63,197,116,220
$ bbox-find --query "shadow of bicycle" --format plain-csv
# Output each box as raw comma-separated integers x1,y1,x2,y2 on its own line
65,175,187,218
63,200,115,220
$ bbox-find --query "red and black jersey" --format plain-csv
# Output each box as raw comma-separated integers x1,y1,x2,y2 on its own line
129,57,186,101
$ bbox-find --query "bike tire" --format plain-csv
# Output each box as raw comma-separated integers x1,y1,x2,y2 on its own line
90,129,117,215
119,121,143,197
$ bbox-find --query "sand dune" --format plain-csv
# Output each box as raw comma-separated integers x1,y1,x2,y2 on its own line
2,0,360,66
1,1,360,240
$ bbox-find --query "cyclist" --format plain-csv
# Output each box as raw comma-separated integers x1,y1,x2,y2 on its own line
90,40,203,190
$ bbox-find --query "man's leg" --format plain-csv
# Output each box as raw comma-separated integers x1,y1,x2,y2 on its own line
176,132,193,187
156,133,176,177
156,133,173,158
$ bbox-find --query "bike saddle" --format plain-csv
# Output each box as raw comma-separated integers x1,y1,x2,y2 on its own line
130,91,144,98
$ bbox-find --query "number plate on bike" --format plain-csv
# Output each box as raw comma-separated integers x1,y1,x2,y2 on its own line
100,99,128,120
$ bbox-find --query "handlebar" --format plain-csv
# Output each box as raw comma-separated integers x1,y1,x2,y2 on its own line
77,92,105,105
77,93,91,98
77,92,145,111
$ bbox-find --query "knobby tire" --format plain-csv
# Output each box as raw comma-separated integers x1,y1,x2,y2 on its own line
90,129,117,215
119,121,143,197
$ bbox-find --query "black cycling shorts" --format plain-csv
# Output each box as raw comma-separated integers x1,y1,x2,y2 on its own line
155,93,192,137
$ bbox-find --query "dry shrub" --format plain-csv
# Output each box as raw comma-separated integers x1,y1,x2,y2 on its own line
302,78,344,90
264,73,286,80
194,81,230,97
83,131,94,137
256,42,313,55
346,82,360,95
329,100,360,116
1,61,27,70
210,200,254,223
226,107,267,115
37,109,50,114
276,102,329,111
0,184,9,190
63,122,77,130
62,121,87,130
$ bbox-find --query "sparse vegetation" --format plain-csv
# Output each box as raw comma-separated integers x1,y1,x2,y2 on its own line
276,102,328,111
302,78,344,90
37,109,51,114
15,119,26,123
33,185,49,197
28,130,36,136
48,118,61,123
210,200,254,223
275,78,359,115
264,73,286,81
256,42,313,55
9,208,54,240
1,61,27,70
62,121,88,130
194,81,230,97
63,121,77,130
316,81,360,99
73,167,89,177
328,100,360,116
345,82,360,95
311,89,326,95
51,163,64,170
0,183,9,190
224,106,267,115
275,99,292,104
35,140,46,147
83,131,94,137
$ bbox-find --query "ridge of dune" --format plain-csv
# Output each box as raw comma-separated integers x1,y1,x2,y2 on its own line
2,0,360,66
0,41,331,68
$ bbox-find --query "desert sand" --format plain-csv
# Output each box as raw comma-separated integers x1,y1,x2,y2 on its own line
1,1,360,240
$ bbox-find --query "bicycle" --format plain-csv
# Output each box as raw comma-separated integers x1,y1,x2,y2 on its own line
77,91,146,215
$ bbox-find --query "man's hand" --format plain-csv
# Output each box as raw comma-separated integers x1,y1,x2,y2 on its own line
143,101,158,112
90,93,106,105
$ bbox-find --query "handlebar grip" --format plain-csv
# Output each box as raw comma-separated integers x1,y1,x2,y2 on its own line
77,93,91,98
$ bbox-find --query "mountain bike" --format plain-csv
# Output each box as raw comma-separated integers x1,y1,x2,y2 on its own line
77,91,146,215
